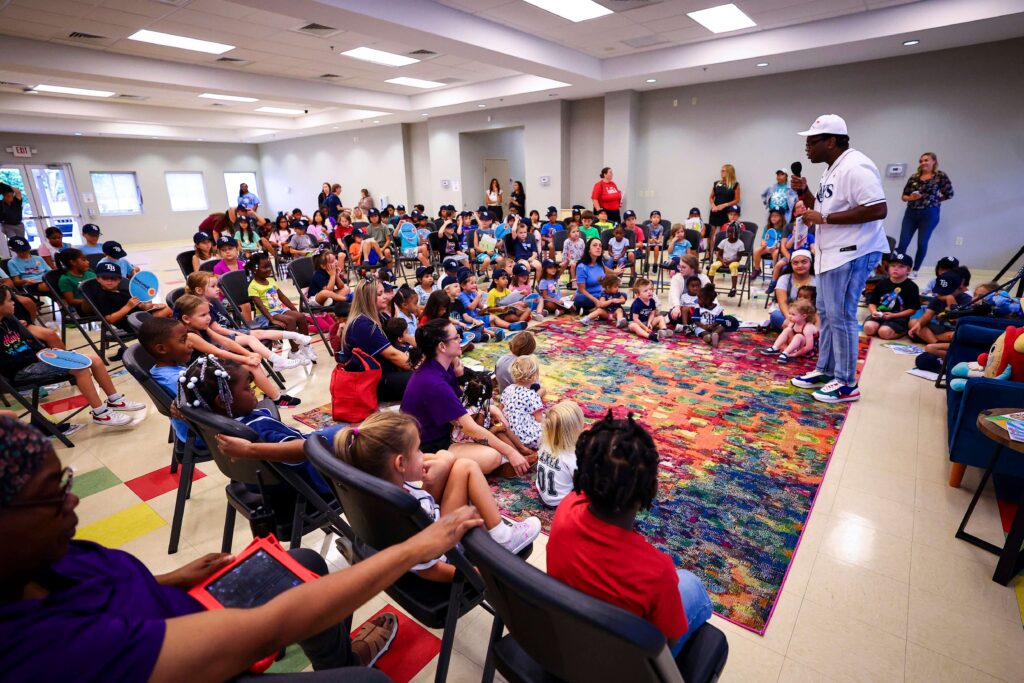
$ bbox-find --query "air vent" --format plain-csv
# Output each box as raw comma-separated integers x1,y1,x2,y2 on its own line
621,35,670,49
115,94,147,100
215,57,251,66
68,31,107,40
153,0,193,7
290,22,343,38
435,78,464,85
318,73,342,79
408,49,437,56
0,81,27,87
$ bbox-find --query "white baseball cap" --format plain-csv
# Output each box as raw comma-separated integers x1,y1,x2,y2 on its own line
798,114,848,136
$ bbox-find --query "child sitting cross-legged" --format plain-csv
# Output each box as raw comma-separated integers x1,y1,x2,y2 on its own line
581,273,627,328
485,268,532,326
537,259,572,317
499,355,544,469
0,284,144,429
760,299,818,363
186,271,306,371
693,282,730,348
451,371,532,459
628,278,673,342
862,252,920,340
509,263,543,317
534,400,586,508
173,294,301,406
334,410,542,581
547,411,713,661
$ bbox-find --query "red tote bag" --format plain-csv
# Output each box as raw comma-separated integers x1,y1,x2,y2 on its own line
331,347,381,423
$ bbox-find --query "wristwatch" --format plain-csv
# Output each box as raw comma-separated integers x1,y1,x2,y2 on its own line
821,212,830,225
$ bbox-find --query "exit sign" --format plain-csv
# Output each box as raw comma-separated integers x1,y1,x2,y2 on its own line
9,146,32,158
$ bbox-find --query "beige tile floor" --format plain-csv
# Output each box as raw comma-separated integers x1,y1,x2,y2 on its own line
45,242,1023,683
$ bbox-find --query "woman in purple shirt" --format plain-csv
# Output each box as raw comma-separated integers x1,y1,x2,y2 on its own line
400,319,529,476
0,417,482,682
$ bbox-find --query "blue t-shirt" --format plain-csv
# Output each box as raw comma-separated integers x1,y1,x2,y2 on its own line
150,364,194,445
342,314,390,359
98,256,134,277
79,243,104,256
630,297,657,324
540,222,560,238
576,262,605,298
538,278,559,301
670,240,692,259
512,236,539,261
238,192,261,210
458,291,485,320
7,254,50,282
236,408,330,495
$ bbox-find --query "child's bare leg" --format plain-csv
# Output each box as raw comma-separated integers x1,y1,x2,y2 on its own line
439,458,503,528
773,327,794,351
236,333,273,360
783,335,808,356
17,295,37,321
28,324,64,350
69,367,103,409
251,366,281,400
862,320,880,337
627,321,648,339
422,450,456,501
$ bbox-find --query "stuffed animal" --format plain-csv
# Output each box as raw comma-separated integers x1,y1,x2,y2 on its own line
950,325,1024,391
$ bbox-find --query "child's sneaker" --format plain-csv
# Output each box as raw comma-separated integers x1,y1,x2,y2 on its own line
301,345,318,363
728,288,737,298
492,329,507,342
274,393,302,407
760,346,780,355
791,370,833,389
293,333,313,345
657,329,673,340
508,321,528,332
502,517,542,554
615,317,628,329
106,396,146,411
812,381,861,403
273,355,303,371
92,409,133,427
580,316,591,326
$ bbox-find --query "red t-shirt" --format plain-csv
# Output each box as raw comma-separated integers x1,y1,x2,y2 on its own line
591,180,622,211
547,491,687,639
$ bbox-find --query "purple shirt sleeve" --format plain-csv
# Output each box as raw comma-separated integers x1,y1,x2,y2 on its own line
401,360,467,443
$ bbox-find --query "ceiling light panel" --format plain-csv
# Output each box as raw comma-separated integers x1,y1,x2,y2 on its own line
386,77,444,89
255,106,305,115
127,29,235,55
522,0,613,22
33,84,115,97
341,47,419,67
687,4,756,34
199,93,258,102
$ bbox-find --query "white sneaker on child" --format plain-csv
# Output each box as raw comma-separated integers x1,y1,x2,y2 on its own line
501,517,542,555
292,333,313,345
300,345,318,362
106,396,146,411
92,409,133,427
273,355,303,371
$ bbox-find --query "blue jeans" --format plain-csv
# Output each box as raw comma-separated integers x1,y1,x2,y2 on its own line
816,252,882,386
669,569,714,655
769,308,785,330
897,206,941,271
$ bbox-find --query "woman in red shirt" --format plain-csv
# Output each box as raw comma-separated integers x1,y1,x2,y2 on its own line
591,167,623,224
547,411,713,661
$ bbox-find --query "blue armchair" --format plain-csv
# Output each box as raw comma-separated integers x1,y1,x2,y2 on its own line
945,317,1024,486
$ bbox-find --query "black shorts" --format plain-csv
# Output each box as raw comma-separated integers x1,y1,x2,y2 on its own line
12,361,72,386
876,317,910,335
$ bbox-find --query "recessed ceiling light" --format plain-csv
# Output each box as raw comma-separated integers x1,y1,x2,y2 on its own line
522,0,612,22
150,136,159,139
372,120,380,123
127,29,234,55
74,132,83,136
903,39,920,46
199,93,258,103
255,106,305,115
477,104,486,108
386,76,444,89
421,113,429,117
687,4,756,33
341,47,419,67
756,62,768,67
645,78,657,83
332,126,339,129
197,138,203,141
33,84,115,97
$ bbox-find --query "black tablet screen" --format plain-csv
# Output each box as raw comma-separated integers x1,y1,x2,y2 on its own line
204,549,304,608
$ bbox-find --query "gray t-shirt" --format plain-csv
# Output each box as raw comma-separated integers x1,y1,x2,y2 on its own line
495,353,515,392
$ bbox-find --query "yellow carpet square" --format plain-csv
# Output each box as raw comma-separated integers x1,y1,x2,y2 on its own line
75,503,166,548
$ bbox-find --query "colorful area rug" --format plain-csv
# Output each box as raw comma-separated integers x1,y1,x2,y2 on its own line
467,318,868,634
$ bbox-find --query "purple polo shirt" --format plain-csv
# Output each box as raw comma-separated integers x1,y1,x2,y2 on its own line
400,358,466,444
0,540,202,682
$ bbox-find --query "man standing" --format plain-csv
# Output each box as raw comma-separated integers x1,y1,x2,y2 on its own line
0,184,27,258
789,114,889,403
761,169,798,222
237,182,261,212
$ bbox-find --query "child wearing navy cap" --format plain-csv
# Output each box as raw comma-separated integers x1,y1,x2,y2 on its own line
910,267,972,344
6,236,51,294
92,262,172,340
413,266,440,307
191,231,215,273
79,223,104,255
98,240,139,278
286,220,317,258
539,207,561,261
213,235,245,276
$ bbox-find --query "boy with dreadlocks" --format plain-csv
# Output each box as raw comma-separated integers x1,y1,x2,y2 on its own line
547,410,713,659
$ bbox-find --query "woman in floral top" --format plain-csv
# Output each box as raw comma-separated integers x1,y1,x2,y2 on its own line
896,152,954,275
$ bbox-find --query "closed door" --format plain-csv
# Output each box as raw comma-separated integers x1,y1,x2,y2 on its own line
483,158,509,208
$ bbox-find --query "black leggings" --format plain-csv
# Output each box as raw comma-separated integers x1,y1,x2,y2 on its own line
377,369,412,402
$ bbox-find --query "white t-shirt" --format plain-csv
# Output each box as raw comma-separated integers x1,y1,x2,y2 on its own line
813,148,889,273
668,272,711,310
719,238,744,261
403,482,445,572
535,447,577,507
501,384,543,449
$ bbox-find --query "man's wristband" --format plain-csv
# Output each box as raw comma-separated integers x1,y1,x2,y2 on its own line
821,213,830,225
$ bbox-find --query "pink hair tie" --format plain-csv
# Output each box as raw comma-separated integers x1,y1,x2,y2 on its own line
353,427,359,436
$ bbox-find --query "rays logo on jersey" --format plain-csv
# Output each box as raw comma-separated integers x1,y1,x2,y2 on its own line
816,184,834,202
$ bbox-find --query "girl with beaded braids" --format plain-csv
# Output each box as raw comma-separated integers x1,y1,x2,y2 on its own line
546,410,714,662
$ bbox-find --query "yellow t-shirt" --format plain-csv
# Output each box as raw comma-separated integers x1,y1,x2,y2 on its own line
247,277,286,315
487,287,512,309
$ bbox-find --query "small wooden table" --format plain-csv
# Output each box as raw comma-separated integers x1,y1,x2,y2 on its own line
955,408,1024,585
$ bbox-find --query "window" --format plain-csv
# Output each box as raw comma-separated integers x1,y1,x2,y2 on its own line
165,172,208,212
224,172,259,206
90,172,143,215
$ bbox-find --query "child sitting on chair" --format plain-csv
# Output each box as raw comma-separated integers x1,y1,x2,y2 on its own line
709,223,745,298
334,410,541,581
760,299,818,363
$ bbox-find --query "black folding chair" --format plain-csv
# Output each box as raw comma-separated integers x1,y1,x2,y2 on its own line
165,286,185,310
43,269,109,365
85,253,105,271
306,435,515,683
180,406,349,552
464,529,729,683
288,256,332,348
78,278,136,361
176,250,196,279
0,370,82,448
123,344,212,553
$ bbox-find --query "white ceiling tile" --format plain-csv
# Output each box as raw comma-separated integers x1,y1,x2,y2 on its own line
241,7,306,30
69,7,149,30
11,0,89,18
100,0,180,19
0,5,78,28
186,0,253,20
438,0,517,13
480,3,574,33
660,25,711,43
622,1,699,23
429,54,470,67
0,20,63,40
641,13,702,32
168,11,276,39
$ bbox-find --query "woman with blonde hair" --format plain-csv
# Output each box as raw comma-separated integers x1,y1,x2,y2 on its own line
896,152,954,276
708,163,741,233
341,278,412,400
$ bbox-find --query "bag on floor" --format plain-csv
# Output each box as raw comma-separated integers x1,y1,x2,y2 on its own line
330,347,380,422
305,312,333,332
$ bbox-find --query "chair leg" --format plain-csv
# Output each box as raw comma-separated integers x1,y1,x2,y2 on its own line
434,577,465,683
949,462,967,488
480,613,502,683
12,386,76,448
222,503,237,553
167,455,194,554
289,500,304,549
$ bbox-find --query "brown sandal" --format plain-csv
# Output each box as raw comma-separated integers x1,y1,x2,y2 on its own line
352,612,398,667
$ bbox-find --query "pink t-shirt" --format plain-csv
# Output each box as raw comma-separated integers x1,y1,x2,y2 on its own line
213,258,245,276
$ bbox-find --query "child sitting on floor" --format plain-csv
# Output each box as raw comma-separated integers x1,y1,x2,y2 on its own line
334,410,541,581
413,266,440,307
484,269,531,326
500,355,544,455
537,259,572,317
628,278,672,342
693,283,727,348
450,371,530,457
863,252,920,340
534,400,586,508
760,299,818,363
509,263,543,316
582,274,627,328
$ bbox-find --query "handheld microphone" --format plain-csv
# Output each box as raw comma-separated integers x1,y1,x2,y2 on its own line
791,161,803,177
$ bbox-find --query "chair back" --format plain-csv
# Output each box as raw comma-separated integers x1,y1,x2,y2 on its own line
86,253,105,271
127,310,153,333
43,269,99,323
684,229,701,252
176,250,195,278
218,269,251,320
552,231,569,254
199,260,218,273
288,255,316,290
462,529,682,683
179,405,284,487
165,286,186,310
739,230,756,259
122,344,173,420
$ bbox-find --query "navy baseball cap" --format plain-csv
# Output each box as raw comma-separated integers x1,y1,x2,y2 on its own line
571,204,585,211
217,235,237,247
94,262,121,278
415,265,433,279
623,210,636,220
459,210,472,218
367,208,379,217
193,231,212,244
291,207,302,215
727,205,741,214
933,272,963,295
541,259,557,270
442,258,459,272
457,267,474,283
890,252,913,267
102,240,126,258
650,210,661,217
936,256,960,270
440,276,459,289
445,204,456,211
546,206,558,216
290,219,308,230
396,204,406,210
82,223,102,235
491,268,509,281
350,227,366,238
478,210,493,221
7,236,30,252
689,207,701,214
512,263,529,277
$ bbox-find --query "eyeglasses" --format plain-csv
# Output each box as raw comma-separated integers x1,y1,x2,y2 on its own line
7,466,74,517
443,334,462,344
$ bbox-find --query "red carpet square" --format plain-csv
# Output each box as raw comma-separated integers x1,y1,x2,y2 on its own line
124,465,206,502
351,605,441,683
42,395,89,415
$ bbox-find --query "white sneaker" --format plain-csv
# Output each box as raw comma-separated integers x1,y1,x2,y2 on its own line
616,317,628,329
301,345,318,362
657,329,674,340
501,517,542,555
106,397,146,411
292,333,313,345
272,355,303,371
92,409,133,427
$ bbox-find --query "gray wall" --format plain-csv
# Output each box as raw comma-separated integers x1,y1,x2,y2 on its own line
458,127,525,213
0,133,261,245
567,97,606,209
629,37,1024,270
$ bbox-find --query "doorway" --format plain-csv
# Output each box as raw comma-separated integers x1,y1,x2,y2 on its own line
0,163,84,247
458,127,525,212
